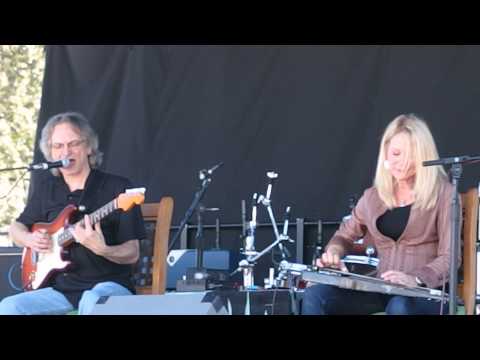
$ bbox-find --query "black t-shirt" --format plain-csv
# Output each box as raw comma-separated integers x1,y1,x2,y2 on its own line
376,205,412,241
17,169,146,307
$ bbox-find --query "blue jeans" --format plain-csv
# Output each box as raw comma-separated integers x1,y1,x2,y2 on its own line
301,284,448,315
0,282,132,315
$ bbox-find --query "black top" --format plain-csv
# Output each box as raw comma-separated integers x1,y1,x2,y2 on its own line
17,169,146,307
376,205,412,241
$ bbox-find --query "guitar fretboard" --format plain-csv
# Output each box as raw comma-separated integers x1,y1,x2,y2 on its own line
57,199,118,246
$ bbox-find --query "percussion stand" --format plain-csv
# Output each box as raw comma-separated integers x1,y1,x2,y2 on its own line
231,172,294,288
258,172,292,260
232,231,294,287
239,193,259,288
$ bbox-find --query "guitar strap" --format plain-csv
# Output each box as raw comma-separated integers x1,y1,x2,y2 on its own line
64,169,107,224
74,169,107,215
62,170,108,261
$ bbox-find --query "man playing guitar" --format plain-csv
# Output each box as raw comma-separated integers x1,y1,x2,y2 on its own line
0,112,146,315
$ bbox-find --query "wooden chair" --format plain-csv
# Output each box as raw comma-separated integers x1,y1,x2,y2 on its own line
134,197,174,295
459,187,478,315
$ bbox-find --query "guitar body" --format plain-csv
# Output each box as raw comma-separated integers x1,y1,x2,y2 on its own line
22,205,77,291
21,189,145,291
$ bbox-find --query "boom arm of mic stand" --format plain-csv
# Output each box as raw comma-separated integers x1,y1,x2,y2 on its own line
168,178,211,252
0,166,29,172
423,155,480,167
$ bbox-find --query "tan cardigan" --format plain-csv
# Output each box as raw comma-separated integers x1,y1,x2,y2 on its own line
326,181,461,289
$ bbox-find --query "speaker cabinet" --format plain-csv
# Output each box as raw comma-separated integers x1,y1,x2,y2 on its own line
0,247,23,300
90,292,228,315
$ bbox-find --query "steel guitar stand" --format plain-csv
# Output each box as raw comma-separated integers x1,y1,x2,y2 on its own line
423,154,480,315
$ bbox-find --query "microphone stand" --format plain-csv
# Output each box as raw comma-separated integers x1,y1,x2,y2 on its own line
449,163,462,315
0,166,30,172
168,176,211,252
172,163,223,292
192,203,220,281
0,167,30,201
1,159,71,172
423,154,480,315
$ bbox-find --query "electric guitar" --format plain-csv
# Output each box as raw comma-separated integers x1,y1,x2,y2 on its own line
21,188,145,291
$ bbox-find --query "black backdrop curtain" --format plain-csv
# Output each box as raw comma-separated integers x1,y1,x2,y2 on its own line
32,45,480,254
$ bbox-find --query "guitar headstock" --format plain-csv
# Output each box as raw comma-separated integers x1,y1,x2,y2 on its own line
117,188,146,211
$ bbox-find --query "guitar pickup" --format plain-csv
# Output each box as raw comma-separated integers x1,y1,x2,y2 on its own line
428,288,442,296
126,187,146,194
317,269,342,277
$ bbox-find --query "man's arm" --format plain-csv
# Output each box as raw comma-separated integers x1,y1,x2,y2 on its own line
9,221,52,253
70,215,140,264
9,222,31,248
100,239,140,265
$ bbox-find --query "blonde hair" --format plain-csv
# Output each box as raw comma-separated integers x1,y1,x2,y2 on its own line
374,114,447,210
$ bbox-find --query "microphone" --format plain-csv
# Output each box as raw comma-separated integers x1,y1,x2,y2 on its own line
28,159,70,171
199,162,224,180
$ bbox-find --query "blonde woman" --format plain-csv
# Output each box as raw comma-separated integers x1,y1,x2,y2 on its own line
302,114,457,315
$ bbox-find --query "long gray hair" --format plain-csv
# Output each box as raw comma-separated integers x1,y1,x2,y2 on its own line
39,112,103,176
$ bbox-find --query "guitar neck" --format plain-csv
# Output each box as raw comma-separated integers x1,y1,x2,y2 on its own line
57,199,118,246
